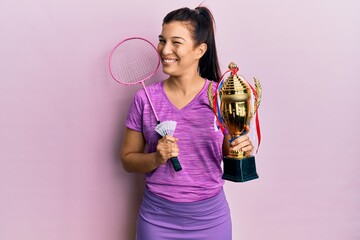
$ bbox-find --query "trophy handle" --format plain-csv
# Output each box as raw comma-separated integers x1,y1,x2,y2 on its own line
253,77,262,115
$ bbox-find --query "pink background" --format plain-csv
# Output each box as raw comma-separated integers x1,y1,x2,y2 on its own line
1,0,359,239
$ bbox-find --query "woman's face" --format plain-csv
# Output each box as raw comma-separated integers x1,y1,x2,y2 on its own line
157,21,205,77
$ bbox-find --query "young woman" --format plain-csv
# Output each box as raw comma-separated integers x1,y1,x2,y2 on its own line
121,6,254,240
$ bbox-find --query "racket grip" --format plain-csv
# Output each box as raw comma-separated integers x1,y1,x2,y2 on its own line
170,157,182,172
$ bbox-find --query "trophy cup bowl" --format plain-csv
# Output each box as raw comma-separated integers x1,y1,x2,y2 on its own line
220,62,261,182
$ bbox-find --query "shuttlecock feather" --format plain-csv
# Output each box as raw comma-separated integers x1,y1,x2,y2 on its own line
155,120,177,137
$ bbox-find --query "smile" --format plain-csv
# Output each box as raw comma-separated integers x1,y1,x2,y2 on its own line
162,58,178,64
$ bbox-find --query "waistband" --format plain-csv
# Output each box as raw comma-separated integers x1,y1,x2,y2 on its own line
139,187,230,230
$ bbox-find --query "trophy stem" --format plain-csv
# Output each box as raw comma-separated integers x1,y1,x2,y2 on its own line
222,156,259,182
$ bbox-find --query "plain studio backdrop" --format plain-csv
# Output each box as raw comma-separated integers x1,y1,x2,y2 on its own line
0,0,359,239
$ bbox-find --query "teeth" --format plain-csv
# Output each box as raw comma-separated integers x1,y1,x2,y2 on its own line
163,59,177,63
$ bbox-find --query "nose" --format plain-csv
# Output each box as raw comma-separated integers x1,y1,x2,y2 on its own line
158,42,172,56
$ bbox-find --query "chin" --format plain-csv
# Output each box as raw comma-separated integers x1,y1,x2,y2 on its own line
161,66,174,76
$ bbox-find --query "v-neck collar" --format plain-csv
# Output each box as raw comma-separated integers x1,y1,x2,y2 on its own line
160,79,208,112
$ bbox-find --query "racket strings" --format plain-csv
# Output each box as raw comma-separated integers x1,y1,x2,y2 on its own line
110,39,159,84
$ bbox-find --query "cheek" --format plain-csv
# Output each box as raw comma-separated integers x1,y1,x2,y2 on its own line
176,48,188,58
157,45,162,54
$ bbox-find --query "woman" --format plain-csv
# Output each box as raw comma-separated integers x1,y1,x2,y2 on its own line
121,6,254,240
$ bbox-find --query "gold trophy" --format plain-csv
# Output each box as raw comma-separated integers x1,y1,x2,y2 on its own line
219,62,262,182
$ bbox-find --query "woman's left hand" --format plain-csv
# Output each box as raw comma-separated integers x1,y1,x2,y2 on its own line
229,135,254,157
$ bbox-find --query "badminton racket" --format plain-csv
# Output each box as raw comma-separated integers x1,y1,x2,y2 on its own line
108,37,182,171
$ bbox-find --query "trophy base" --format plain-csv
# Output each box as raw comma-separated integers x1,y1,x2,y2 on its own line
222,156,259,182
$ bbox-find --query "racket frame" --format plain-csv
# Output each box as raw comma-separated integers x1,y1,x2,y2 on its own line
108,37,182,171
108,37,160,122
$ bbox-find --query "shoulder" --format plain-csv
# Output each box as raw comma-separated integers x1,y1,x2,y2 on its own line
209,79,218,92
134,81,162,99
205,79,217,108
204,79,218,94
147,81,163,92
137,81,163,97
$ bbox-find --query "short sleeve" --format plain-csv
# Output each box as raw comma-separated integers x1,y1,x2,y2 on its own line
125,90,144,132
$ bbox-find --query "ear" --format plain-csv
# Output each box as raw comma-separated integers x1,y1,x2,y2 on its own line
196,43,207,59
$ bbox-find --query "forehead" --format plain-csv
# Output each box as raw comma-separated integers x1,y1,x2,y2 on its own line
160,21,193,40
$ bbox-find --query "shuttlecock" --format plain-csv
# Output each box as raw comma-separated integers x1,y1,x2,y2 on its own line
155,120,182,172
155,120,177,137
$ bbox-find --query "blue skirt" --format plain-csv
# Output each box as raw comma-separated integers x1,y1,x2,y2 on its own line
136,187,232,240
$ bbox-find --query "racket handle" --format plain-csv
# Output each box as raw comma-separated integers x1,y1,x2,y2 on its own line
170,157,182,172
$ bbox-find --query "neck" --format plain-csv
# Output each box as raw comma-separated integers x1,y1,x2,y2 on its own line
166,73,205,96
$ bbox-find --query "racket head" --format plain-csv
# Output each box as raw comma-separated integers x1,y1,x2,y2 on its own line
108,37,160,85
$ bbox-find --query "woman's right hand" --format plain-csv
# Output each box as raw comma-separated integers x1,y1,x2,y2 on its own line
156,135,179,165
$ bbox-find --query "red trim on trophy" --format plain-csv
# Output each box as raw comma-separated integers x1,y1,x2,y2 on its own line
248,83,261,153
213,69,231,133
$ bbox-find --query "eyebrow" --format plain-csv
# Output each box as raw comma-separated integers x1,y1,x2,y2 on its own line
158,35,186,42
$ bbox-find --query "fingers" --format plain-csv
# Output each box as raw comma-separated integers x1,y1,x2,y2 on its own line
156,135,179,165
229,135,254,156
160,135,178,143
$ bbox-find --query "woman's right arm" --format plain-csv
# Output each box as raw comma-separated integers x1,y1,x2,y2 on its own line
120,128,179,173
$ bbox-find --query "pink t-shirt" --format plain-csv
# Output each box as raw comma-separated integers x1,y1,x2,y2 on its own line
125,79,225,202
